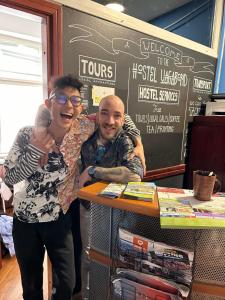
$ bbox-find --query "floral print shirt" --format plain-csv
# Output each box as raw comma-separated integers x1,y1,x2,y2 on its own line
4,115,94,223
4,114,139,223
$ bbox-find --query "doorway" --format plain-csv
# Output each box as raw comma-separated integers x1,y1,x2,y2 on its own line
0,0,62,157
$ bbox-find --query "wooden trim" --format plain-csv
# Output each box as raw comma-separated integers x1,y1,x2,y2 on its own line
0,0,63,82
192,281,225,297
0,0,61,17
90,249,225,297
211,0,224,55
144,164,186,181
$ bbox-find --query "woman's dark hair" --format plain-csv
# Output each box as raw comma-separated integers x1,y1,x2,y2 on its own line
53,75,83,92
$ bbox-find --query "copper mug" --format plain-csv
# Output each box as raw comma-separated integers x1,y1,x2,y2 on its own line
193,170,221,201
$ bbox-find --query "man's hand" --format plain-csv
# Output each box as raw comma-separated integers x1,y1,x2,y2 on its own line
129,137,146,175
79,166,92,188
30,127,55,156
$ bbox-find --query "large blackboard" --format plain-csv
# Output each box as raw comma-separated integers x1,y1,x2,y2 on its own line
62,6,216,170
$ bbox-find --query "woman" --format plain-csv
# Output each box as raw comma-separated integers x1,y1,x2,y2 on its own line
4,75,144,300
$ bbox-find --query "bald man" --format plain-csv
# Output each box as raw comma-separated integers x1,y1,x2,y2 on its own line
78,95,143,299
79,95,143,186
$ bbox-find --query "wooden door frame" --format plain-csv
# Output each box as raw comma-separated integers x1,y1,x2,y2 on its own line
0,1,62,295
0,0,63,91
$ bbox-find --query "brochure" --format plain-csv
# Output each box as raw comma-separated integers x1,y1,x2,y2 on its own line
157,187,225,229
118,228,194,287
98,181,156,201
112,277,182,300
115,268,189,299
99,182,126,198
123,182,156,201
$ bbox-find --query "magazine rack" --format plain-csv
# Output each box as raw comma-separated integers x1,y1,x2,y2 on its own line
78,182,225,300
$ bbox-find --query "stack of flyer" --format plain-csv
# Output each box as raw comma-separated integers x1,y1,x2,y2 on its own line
99,183,126,198
123,182,156,201
99,182,156,201
112,228,194,300
157,187,225,229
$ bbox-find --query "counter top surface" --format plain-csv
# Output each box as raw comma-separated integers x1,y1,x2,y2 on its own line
78,181,159,217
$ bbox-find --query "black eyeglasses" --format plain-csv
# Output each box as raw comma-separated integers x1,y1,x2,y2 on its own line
95,144,106,164
50,92,83,107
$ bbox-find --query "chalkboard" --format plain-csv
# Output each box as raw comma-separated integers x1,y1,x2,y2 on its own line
62,6,216,170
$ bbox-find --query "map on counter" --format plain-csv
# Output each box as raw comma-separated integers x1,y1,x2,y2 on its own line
157,187,225,229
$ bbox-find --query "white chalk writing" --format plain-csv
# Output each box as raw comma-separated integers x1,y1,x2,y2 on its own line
138,85,180,104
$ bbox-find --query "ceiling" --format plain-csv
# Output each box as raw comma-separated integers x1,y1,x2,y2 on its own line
91,0,192,22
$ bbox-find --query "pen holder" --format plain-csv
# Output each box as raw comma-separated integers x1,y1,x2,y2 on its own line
193,170,220,201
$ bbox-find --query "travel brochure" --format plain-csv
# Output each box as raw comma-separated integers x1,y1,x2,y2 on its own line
111,228,194,299
112,277,184,300
157,187,225,229
114,269,190,299
99,182,126,198
99,182,156,201
123,182,156,201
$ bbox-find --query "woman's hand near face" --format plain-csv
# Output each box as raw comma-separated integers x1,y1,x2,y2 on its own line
30,127,55,154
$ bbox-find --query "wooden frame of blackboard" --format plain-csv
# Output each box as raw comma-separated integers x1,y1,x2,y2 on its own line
211,93,225,100
56,0,223,58
144,164,186,181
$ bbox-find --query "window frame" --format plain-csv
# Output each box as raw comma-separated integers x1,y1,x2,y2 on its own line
0,0,63,96
0,0,62,157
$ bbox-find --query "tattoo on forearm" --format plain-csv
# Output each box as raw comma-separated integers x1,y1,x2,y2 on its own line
94,166,141,183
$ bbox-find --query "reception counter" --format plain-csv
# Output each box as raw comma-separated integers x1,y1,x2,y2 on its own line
78,182,225,300
78,181,159,217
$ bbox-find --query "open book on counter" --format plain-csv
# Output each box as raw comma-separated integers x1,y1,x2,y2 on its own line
158,187,225,229
99,182,156,201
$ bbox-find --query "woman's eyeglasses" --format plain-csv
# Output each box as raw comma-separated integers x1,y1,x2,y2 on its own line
50,92,83,107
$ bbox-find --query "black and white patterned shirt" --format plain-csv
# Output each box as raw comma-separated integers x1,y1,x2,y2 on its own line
4,127,67,223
